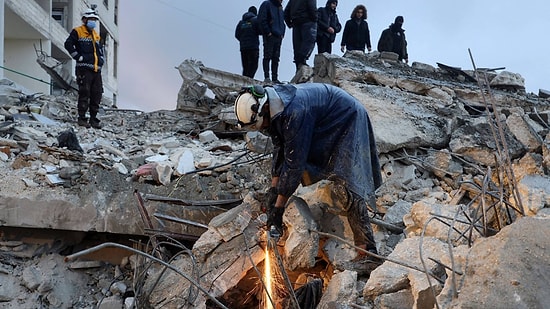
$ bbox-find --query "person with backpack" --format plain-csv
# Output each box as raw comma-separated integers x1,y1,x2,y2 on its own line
235,6,261,79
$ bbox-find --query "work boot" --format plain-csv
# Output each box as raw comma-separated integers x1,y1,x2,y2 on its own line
77,118,91,128
89,118,102,129
334,254,382,276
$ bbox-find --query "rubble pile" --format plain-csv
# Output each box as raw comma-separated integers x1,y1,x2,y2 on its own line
1,51,550,308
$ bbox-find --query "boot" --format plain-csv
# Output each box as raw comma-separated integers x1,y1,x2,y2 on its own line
77,117,91,128
89,117,102,129
334,252,382,276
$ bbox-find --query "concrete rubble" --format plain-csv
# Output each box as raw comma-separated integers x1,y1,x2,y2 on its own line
1,50,550,308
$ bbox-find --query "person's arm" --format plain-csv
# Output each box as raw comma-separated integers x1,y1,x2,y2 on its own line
270,176,289,208
235,21,241,40
340,20,349,52
365,22,372,52
403,33,409,63
253,17,261,36
283,1,292,28
257,4,271,35
377,30,385,52
64,29,81,61
307,0,318,22
274,107,313,200
317,8,329,32
334,14,342,34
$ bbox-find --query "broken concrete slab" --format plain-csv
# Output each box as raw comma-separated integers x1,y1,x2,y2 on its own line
363,237,447,309
539,88,550,98
438,217,550,308
449,118,525,166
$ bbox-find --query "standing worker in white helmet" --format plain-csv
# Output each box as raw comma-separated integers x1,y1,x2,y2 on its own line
234,83,383,274
64,8,104,129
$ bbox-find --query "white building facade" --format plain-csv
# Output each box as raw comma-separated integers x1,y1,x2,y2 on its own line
0,0,119,104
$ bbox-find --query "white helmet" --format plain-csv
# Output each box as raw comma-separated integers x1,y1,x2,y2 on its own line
234,86,268,130
82,8,99,19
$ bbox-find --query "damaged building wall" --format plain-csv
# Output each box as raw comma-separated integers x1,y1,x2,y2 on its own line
2,0,119,102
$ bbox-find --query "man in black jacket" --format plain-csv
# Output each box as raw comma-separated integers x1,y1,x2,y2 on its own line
377,16,409,63
235,6,261,79
284,0,318,71
316,0,341,54
340,4,372,53
64,8,104,129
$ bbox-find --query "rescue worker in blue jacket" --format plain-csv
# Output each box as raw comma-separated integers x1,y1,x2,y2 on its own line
64,8,104,129
234,83,383,272
235,6,261,79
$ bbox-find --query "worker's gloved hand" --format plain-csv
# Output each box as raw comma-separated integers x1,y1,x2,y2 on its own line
262,187,278,213
267,206,285,235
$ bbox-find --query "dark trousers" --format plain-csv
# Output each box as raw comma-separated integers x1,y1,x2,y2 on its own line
262,35,282,80
347,191,377,253
316,35,332,54
76,67,103,120
329,179,377,253
292,21,317,69
241,49,259,79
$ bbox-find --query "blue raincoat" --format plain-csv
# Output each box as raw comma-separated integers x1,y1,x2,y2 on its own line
268,83,382,204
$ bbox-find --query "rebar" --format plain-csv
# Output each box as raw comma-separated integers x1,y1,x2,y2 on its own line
64,242,228,309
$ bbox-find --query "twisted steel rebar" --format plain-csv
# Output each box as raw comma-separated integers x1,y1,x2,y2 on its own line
64,242,228,309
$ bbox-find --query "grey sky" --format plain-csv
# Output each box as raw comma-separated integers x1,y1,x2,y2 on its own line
118,0,550,112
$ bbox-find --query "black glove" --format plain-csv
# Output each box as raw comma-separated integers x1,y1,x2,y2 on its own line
267,206,285,235
262,187,278,213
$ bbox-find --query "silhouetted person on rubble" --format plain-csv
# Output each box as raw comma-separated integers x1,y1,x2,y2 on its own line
235,6,261,79
234,83,383,274
284,0,318,71
377,15,409,64
340,4,372,53
258,0,286,84
316,0,342,54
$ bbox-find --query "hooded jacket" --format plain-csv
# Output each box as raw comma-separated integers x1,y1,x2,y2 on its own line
317,0,341,42
340,16,371,51
377,23,408,60
258,0,286,37
64,24,104,72
267,83,382,203
283,0,317,27
235,11,260,51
